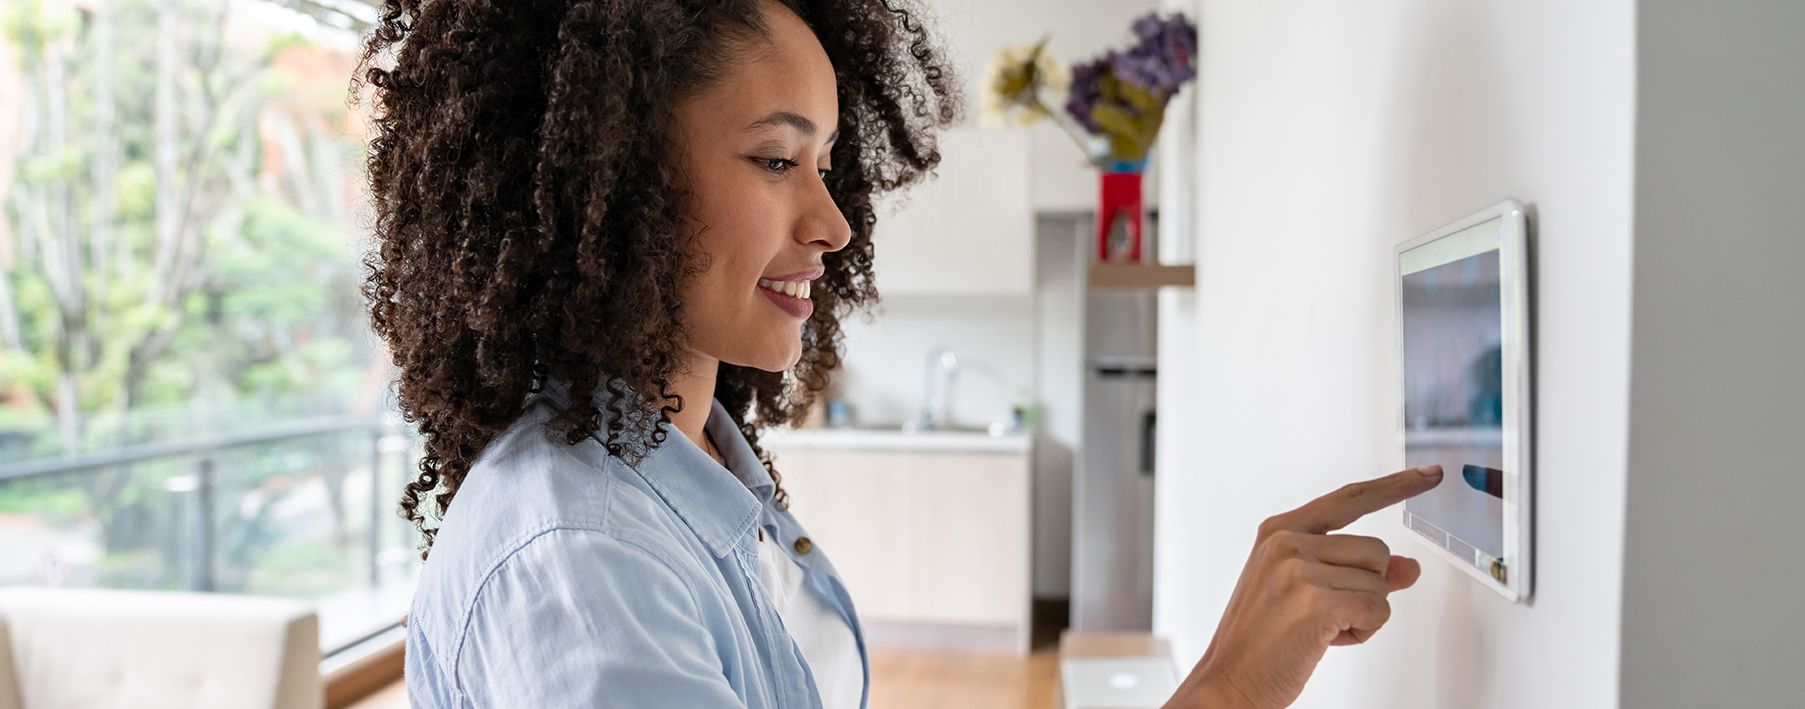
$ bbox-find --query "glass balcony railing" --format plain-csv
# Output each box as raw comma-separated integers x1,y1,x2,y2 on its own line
0,414,423,657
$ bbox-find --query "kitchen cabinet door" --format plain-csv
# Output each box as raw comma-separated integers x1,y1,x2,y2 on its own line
906,452,1032,626
774,449,915,621
771,446,1031,640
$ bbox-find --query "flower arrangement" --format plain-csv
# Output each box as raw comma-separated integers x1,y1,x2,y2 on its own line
984,11,1198,263
983,11,1198,169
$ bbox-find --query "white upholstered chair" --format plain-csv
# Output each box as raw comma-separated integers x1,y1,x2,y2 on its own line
0,587,321,709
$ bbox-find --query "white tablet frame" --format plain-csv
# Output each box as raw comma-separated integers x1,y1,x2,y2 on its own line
1394,199,1533,603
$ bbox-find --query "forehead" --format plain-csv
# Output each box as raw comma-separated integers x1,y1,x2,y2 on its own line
681,6,839,137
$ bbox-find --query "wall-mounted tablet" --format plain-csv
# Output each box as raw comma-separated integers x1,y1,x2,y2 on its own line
1395,200,1532,603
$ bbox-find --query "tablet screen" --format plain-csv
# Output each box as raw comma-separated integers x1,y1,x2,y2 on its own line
1400,217,1508,582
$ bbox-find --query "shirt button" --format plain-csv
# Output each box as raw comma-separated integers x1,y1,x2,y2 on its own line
793,536,813,555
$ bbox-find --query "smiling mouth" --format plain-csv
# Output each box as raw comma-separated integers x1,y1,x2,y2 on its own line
757,277,814,319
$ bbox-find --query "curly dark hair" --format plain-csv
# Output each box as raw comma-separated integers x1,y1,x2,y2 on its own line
352,0,959,555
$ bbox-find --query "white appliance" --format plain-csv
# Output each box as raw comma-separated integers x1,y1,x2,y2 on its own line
1060,657,1180,709
1071,288,1158,631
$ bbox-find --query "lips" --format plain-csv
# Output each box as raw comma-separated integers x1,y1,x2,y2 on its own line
764,265,825,282
756,264,822,320
759,282,813,319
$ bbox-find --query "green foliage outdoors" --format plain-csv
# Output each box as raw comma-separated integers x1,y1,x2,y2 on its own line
1,0,387,596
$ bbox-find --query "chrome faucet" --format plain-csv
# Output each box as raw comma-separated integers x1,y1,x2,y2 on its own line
914,346,960,431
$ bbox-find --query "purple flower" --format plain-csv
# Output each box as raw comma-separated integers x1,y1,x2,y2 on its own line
1113,12,1197,94
1057,11,1199,163
1064,52,1114,133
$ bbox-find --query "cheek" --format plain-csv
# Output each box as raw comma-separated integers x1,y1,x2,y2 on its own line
683,185,785,321
693,213,777,295
693,176,792,280
674,162,805,370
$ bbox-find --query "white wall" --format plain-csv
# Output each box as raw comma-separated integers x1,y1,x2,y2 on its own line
1032,216,1086,598
836,296,1036,429
1151,2,1635,707
1620,1,1805,706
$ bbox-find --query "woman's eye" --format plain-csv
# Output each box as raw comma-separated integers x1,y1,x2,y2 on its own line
752,156,831,181
757,157,799,174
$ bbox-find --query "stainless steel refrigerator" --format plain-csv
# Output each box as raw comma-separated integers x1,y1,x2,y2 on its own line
1071,289,1158,631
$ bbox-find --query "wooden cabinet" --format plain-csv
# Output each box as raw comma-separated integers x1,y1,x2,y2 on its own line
769,438,1033,652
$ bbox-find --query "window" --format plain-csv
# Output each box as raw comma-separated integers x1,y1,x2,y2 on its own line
0,0,413,655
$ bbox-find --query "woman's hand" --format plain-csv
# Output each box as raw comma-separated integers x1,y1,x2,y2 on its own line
1164,465,1444,709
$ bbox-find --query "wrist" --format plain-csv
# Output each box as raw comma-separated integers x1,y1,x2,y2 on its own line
1166,674,1259,709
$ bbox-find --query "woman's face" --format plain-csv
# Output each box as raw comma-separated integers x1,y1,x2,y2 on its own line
671,2,851,374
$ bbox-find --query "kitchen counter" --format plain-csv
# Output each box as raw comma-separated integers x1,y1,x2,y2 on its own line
762,427,1031,454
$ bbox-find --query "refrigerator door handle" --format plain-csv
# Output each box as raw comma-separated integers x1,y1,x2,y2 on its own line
1139,410,1157,477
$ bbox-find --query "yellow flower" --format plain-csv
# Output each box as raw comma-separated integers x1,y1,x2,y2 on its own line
981,38,1069,128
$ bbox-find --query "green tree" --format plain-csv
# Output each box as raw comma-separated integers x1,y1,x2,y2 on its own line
1,0,376,583
3,0,370,453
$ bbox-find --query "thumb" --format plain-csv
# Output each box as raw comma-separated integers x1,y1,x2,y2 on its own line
1385,555,1422,592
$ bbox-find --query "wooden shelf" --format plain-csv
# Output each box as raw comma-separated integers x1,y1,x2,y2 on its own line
1087,262,1196,290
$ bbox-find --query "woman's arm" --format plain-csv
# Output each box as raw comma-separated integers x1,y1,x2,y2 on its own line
1164,466,1444,709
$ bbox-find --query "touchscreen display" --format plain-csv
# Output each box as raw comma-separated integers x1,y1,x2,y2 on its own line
1400,218,1508,583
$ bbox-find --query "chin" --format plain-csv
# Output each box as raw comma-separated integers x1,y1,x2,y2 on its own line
738,346,802,373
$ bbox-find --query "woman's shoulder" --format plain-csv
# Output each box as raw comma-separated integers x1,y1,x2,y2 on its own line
409,395,718,631
407,510,718,694
437,397,617,542
453,393,709,543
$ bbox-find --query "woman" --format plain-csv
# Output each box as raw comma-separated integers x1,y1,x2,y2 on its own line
355,1,1441,707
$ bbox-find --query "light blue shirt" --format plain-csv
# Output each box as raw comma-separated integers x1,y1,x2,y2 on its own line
404,388,868,708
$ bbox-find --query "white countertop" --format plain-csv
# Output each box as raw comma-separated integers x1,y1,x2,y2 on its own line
762,426,1031,454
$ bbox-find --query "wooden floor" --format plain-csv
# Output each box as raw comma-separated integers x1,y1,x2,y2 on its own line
348,644,1058,709
347,680,405,709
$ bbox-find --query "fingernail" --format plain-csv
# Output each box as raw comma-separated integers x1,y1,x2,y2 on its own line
1418,464,1444,479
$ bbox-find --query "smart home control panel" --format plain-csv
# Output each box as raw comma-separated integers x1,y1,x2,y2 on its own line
1395,200,1533,603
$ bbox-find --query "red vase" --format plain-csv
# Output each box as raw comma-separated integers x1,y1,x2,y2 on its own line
1096,164,1146,263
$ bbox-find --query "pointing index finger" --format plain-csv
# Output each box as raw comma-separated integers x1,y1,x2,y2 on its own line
1284,466,1444,534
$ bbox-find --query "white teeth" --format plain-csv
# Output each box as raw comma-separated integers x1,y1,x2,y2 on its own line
759,278,812,298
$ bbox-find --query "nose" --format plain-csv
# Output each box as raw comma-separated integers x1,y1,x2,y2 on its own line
798,176,853,253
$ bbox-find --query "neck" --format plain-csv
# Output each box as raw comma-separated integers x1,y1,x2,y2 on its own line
669,351,720,454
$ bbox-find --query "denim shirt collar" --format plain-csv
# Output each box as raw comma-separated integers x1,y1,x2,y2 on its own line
630,398,776,558
531,377,776,558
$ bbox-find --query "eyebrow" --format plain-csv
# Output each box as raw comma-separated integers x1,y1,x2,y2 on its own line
744,111,840,143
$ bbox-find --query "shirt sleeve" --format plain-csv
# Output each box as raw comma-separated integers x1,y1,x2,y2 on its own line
453,528,745,708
